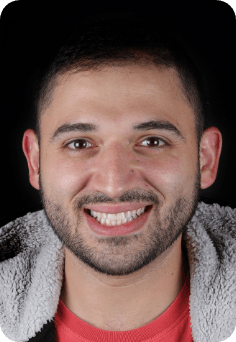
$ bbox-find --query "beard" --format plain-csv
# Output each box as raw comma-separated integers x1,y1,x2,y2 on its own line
38,158,201,277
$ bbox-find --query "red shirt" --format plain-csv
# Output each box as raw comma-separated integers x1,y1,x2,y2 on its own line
55,271,193,341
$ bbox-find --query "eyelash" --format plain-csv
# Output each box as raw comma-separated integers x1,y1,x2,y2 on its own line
64,137,169,152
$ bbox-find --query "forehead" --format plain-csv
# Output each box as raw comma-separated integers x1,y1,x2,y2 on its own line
42,65,195,137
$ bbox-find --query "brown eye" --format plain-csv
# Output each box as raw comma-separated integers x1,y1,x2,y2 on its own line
66,139,92,150
140,137,166,148
65,136,167,152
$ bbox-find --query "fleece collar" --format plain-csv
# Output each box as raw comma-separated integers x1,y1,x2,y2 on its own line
0,201,236,342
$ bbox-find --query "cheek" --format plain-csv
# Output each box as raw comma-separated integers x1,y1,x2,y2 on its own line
141,155,187,190
45,158,88,195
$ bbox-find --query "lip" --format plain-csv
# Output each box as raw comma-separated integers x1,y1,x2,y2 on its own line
84,205,152,237
84,203,151,214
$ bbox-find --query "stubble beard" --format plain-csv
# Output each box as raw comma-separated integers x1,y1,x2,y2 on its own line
38,160,201,277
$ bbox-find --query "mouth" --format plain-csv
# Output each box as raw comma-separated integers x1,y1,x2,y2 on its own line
84,205,153,236
84,205,152,221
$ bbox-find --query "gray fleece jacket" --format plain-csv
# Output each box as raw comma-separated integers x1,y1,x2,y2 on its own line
0,200,236,342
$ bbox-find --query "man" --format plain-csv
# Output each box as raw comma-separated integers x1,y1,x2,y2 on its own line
0,12,236,342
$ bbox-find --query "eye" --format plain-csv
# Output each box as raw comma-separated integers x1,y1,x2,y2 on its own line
65,139,92,150
65,136,168,152
139,136,167,148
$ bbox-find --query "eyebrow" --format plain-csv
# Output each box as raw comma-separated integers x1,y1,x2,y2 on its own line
50,119,186,144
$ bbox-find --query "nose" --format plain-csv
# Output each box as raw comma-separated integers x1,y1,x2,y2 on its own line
89,142,142,199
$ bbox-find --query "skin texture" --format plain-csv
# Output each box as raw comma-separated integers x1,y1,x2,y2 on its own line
22,65,222,331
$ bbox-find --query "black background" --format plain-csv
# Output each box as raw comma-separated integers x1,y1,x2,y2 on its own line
0,0,236,223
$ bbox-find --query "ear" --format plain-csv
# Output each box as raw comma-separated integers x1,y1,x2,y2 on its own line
200,127,222,189
22,129,40,190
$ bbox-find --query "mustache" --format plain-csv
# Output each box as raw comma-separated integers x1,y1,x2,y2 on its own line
76,188,159,210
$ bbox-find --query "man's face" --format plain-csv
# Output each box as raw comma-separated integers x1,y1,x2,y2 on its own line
38,65,201,276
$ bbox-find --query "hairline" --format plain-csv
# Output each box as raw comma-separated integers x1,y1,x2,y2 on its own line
37,61,200,148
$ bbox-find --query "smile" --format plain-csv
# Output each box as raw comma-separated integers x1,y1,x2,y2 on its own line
86,205,149,226
84,205,152,237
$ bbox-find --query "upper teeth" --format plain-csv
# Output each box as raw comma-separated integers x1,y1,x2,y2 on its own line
90,206,146,226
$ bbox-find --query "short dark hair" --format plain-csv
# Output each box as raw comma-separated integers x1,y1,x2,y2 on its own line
29,12,211,150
